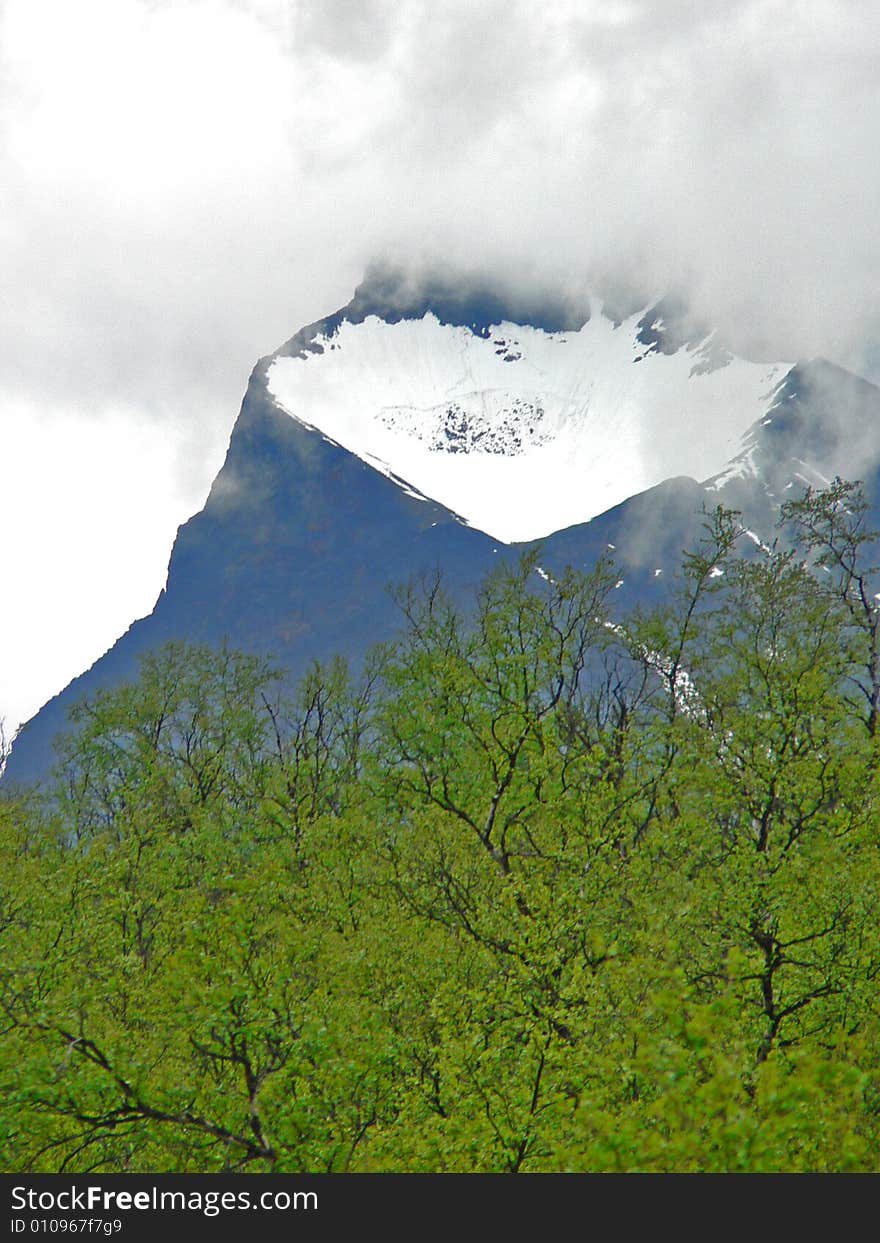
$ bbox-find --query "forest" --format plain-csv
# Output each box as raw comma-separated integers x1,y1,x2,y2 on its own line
2,479,879,1173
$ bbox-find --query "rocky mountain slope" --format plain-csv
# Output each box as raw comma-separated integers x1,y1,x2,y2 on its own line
7,272,880,785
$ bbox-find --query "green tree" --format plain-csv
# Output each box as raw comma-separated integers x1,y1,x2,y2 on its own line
4,494,880,1173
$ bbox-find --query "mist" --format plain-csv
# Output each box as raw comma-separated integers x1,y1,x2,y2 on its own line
1,0,878,731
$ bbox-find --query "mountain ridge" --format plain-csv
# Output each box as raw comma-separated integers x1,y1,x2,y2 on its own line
6,274,880,785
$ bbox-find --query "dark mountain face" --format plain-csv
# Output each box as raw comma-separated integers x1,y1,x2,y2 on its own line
7,278,880,787
4,366,503,786
700,360,880,534
277,262,591,348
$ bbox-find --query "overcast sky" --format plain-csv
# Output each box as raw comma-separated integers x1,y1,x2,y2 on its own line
2,0,879,735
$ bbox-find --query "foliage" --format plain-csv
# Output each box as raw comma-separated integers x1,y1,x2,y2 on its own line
2,482,880,1172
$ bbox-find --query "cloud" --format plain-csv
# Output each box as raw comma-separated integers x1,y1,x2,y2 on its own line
1,0,878,726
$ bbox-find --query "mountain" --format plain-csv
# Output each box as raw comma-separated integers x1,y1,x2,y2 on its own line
265,272,786,541
6,270,880,786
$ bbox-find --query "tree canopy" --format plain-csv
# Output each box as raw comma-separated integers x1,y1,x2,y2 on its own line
2,481,880,1172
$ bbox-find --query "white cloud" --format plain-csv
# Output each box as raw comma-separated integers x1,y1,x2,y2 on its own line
1,0,878,729
0,398,185,732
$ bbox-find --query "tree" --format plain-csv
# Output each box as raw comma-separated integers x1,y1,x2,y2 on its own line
1,644,397,1171
3,504,880,1173
781,477,880,737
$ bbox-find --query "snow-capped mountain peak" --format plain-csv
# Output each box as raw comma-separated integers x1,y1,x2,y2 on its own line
9,271,880,789
265,288,788,542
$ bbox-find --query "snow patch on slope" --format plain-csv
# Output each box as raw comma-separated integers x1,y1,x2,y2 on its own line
267,308,787,543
